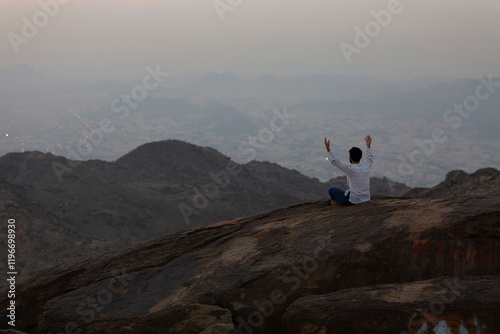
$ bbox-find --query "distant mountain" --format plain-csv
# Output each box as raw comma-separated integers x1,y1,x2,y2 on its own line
90,95,200,121
65,79,133,95
115,140,232,182
0,140,408,275
91,96,259,135
291,76,500,140
366,77,500,123
404,167,500,198
201,101,258,135
174,72,456,101
182,71,246,91
396,75,456,91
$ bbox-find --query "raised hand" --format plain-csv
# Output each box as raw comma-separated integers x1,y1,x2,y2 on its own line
324,137,331,152
365,135,372,148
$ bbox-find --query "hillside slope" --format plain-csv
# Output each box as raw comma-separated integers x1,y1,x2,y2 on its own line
1,195,498,333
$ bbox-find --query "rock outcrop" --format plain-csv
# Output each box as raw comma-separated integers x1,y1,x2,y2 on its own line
283,276,500,334
404,167,500,199
1,195,499,333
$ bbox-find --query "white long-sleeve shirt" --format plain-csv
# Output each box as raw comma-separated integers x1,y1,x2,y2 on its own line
326,148,373,204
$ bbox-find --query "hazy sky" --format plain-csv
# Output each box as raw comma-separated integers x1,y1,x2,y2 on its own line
1,0,499,81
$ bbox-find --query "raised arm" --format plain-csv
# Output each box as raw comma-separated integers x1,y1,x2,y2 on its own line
324,137,354,176
364,135,373,167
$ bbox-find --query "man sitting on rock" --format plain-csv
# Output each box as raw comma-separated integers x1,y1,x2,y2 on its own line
324,135,373,206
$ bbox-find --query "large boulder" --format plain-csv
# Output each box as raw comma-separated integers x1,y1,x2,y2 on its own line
1,196,499,333
283,276,500,334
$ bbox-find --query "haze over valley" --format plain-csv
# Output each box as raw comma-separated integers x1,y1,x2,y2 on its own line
1,66,499,187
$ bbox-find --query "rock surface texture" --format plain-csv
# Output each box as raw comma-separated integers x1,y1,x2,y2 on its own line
283,276,500,334
1,196,499,333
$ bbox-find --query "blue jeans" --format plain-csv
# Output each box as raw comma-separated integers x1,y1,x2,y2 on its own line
328,188,354,206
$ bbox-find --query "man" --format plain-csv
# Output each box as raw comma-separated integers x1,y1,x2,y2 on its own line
324,135,373,206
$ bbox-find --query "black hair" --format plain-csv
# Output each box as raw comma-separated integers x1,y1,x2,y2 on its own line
349,147,362,163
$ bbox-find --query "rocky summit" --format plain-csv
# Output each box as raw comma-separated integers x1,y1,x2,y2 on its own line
1,195,499,333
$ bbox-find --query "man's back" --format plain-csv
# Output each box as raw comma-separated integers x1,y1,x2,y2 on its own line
326,148,373,204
